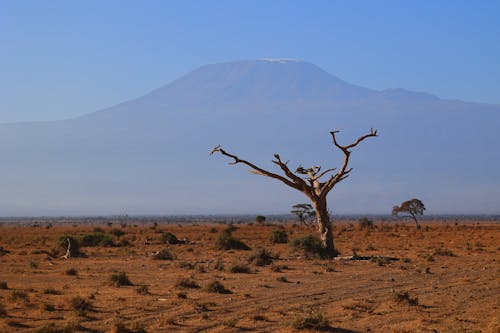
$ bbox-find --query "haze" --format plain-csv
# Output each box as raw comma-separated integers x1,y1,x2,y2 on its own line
0,1,499,216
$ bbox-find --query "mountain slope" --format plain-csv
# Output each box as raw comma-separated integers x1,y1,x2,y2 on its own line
0,60,498,215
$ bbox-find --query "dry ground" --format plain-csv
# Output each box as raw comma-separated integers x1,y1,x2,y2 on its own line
0,221,498,333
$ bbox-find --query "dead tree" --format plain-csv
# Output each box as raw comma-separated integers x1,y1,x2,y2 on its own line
211,129,377,257
62,238,71,259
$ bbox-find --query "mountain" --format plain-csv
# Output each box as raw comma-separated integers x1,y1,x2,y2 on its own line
0,59,499,216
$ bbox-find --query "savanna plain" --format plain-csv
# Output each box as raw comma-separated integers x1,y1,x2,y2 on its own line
0,220,498,333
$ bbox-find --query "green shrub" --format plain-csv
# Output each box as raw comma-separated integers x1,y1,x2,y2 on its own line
291,313,330,330
247,248,275,266
291,235,332,258
215,230,250,250
109,272,133,287
269,230,288,243
80,232,114,247
161,231,182,244
256,215,266,223
54,236,82,257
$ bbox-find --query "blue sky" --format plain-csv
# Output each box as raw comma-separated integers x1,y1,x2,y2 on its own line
1,0,499,123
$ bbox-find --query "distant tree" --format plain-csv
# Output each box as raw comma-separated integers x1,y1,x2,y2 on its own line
392,198,425,230
256,215,266,224
211,129,377,257
291,203,315,227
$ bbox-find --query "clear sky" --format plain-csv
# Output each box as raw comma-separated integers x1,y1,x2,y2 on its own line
1,0,499,123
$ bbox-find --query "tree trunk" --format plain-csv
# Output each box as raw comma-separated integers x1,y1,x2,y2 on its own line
411,214,421,230
313,200,336,257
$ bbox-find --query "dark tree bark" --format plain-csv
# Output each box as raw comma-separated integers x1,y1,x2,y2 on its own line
211,129,377,257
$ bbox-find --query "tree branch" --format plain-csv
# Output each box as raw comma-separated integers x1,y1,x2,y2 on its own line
320,129,378,198
211,146,303,190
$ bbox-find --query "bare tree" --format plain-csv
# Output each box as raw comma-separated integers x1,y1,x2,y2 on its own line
392,198,425,230
211,129,377,257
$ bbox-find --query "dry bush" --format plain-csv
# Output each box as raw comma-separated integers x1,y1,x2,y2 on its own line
109,272,133,287
247,248,275,266
69,296,93,316
229,262,251,273
0,302,6,317
269,229,288,243
35,322,76,333
65,268,78,276
291,313,330,330
175,278,200,289
215,229,250,250
152,248,173,260
161,231,184,244
205,280,232,294
392,290,419,306
0,281,8,289
291,235,334,258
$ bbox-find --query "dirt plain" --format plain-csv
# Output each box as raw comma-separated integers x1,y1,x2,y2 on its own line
0,220,498,333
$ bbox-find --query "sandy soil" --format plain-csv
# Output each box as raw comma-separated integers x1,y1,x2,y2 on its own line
0,221,498,333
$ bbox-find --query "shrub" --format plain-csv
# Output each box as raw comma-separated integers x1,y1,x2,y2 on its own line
43,303,56,312
269,230,288,243
136,285,149,295
176,292,187,299
229,263,251,273
161,232,183,244
358,217,374,229
291,235,333,258
69,296,93,316
433,247,455,256
54,236,82,257
205,280,231,294
0,303,6,317
256,215,266,224
0,281,8,289
43,288,61,295
392,290,418,306
276,276,289,283
80,232,114,247
109,228,125,237
35,323,75,333
291,313,330,330
11,290,29,302
152,248,173,260
176,278,200,289
65,268,78,276
109,272,133,287
215,230,250,250
247,248,274,266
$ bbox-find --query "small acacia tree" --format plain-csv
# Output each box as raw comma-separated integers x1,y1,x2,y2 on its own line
392,198,425,230
291,203,315,227
211,129,377,257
